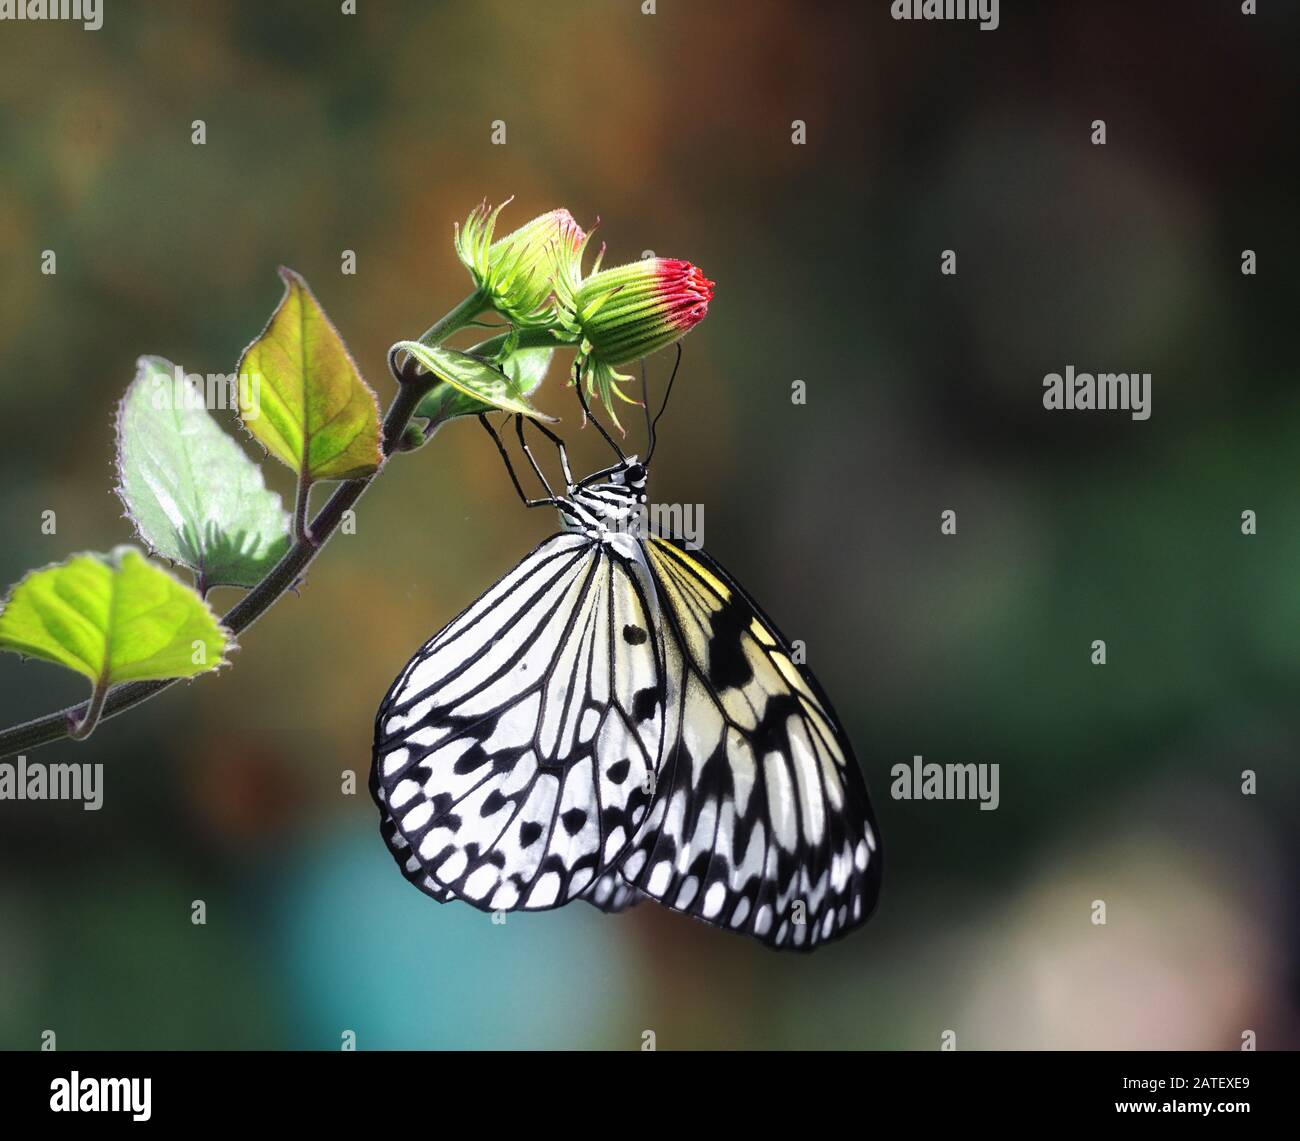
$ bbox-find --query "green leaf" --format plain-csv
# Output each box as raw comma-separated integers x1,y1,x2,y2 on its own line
116,356,292,590
0,547,231,685
237,267,383,480
409,342,556,423
501,345,556,393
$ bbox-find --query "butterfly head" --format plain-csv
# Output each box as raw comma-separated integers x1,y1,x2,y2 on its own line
609,457,648,492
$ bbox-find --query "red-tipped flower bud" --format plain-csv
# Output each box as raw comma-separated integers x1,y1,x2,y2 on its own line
572,258,714,428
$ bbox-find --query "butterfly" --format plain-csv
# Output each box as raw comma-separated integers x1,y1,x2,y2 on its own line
371,353,881,950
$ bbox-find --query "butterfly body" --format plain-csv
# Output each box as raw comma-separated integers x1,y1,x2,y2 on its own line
373,444,881,950
556,458,648,544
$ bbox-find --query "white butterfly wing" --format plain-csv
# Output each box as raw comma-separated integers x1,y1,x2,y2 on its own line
582,868,645,912
374,764,641,911
373,532,667,912
618,536,881,950
373,765,456,902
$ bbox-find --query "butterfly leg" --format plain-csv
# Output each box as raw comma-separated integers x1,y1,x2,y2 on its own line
478,415,558,509
516,415,577,489
512,414,568,502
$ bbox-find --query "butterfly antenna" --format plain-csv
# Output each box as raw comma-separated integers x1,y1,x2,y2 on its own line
572,357,626,462
640,359,653,457
645,343,683,464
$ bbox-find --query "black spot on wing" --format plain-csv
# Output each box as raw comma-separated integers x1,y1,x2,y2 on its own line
632,685,661,722
623,623,648,645
752,694,801,755
453,744,489,775
707,598,754,689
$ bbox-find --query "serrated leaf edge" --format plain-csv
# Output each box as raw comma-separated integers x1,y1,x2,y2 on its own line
234,267,385,480
0,546,239,680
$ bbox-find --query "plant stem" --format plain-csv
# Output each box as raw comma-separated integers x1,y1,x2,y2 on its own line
415,289,487,348
0,298,481,762
66,675,108,741
293,469,313,545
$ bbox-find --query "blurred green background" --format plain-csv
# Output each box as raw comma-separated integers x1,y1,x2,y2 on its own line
1,0,1296,1049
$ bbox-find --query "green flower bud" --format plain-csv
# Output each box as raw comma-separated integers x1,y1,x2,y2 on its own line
454,199,590,330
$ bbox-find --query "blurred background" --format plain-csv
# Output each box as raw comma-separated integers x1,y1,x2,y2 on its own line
0,0,1296,1049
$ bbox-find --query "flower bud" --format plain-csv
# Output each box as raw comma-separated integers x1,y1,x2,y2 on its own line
571,258,713,428
454,199,589,329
